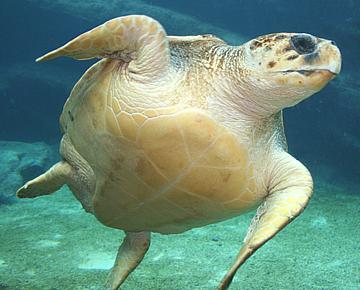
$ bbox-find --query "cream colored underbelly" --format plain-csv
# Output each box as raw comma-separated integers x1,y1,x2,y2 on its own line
92,109,261,233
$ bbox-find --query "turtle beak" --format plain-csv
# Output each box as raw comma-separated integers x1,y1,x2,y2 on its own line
308,39,341,76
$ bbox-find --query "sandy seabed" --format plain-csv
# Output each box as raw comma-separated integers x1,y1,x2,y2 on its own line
0,181,359,290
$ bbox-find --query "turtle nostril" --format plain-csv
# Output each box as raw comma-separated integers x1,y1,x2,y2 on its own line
290,34,317,55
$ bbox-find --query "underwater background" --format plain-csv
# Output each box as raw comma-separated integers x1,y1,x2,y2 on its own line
0,0,359,289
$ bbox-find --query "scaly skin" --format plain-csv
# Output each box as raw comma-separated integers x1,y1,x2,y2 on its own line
17,15,341,290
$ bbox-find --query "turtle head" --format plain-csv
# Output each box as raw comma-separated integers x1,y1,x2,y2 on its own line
240,32,341,110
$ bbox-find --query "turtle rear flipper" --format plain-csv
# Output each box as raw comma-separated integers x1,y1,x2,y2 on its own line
16,161,73,198
36,15,170,82
106,231,151,290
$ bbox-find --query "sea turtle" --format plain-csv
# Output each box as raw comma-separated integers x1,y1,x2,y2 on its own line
17,15,341,289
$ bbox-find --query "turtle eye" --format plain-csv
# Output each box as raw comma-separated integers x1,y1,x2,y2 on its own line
290,34,317,55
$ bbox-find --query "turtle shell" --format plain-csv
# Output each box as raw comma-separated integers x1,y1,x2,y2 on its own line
61,44,261,234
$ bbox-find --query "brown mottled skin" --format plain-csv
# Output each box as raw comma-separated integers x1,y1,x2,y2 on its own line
17,15,341,290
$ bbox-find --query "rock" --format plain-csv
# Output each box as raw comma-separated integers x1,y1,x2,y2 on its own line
0,141,57,204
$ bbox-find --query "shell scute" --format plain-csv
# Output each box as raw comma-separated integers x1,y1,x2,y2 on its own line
134,155,169,191
195,132,249,168
136,115,191,180
117,113,138,142
174,111,221,160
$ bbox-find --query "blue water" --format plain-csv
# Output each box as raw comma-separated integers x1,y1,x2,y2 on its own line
0,1,359,289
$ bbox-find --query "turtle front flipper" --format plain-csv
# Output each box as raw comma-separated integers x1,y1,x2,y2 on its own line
218,152,313,290
36,15,170,82
106,231,151,290
16,161,73,198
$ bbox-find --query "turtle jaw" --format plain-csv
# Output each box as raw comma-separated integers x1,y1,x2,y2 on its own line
276,68,338,77
274,68,338,94
274,69,338,84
